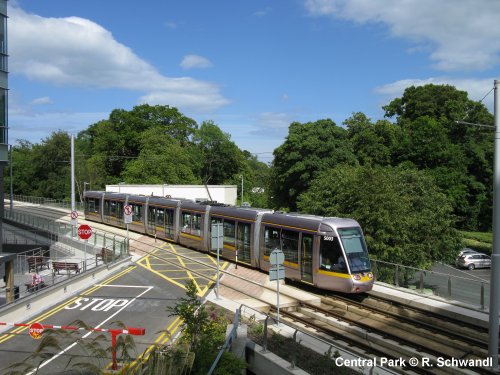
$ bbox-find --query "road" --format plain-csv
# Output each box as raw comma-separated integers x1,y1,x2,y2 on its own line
0,240,229,374
411,262,491,308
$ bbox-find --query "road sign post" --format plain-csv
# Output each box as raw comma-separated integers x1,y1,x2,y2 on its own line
29,322,44,340
124,205,132,253
78,224,92,271
211,223,223,299
270,249,285,326
2,320,145,370
70,210,78,227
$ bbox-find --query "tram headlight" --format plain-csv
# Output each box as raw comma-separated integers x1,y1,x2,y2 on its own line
352,274,361,280
367,272,373,279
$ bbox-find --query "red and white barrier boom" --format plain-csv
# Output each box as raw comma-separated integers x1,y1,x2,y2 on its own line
0,321,145,370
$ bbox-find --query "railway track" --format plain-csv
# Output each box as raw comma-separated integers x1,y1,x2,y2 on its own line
273,293,494,375
9,202,498,374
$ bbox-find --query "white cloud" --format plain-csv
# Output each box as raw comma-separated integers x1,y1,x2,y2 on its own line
8,5,228,112
253,7,272,17
375,77,496,111
9,111,108,144
304,0,500,71
180,54,214,70
250,112,295,137
30,96,52,105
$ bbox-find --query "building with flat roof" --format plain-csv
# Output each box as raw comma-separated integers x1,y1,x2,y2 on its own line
105,184,238,205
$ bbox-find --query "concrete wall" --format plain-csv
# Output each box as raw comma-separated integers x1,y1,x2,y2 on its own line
245,341,310,375
106,184,237,205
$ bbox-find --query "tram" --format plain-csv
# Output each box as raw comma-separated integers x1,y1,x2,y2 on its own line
84,191,374,293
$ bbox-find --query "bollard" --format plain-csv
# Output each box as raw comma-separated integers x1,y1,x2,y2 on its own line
481,283,485,310
395,265,399,287
419,271,424,293
448,276,452,298
262,317,268,353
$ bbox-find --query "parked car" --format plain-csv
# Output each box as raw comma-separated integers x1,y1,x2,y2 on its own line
458,248,478,257
456,253,491,270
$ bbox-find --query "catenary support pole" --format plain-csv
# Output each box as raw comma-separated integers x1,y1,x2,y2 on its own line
9,144,12,213
489,79,500,369
71,134,75,212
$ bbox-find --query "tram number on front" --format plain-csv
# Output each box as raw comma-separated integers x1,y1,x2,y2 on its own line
323,236,335,241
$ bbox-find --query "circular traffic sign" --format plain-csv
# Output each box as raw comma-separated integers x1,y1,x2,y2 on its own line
78,224,93,240
70,211,78,219
124,205,132,216
29,322,44,340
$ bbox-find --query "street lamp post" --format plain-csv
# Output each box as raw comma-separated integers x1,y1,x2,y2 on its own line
457,81,500,369
489,79,500,369
240,174,244,205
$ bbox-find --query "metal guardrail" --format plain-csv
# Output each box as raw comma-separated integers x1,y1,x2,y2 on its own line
371,259,490,309
5,194,84,212
220,303,400,375
5,208,128,258
2,207,130,304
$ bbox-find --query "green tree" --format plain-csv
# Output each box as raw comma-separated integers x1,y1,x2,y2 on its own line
297,165,462,268
166,280,246,374
384,84,494,231
345,112,401,166
7,140,36,196
122,127,199,184
30,131,71,199
271,119,358,210
81,104,198,180
192,121,244,185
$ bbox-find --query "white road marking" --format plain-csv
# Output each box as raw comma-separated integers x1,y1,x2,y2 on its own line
26,286,154,374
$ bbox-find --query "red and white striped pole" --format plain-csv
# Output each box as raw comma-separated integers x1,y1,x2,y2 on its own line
0,321,145,370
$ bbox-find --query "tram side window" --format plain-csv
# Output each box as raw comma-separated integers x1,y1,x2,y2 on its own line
264,227,280,256
182,212,191,233
281,229,299,263
86,198,99,213
156,208,165,226
148,207,156,228
192,213,201,236
104,200,110,216
182,212,202,236
223,220,236,247
132,204,142,222
165,209,174,227
320,236,347,273
110,201,118,217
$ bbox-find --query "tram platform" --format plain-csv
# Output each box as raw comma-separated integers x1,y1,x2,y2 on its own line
206,265,491,330
369,283,490,328
206,264,321,317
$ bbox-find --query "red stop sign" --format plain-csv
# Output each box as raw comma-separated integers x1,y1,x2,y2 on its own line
29,322,44,340
78,224,93,240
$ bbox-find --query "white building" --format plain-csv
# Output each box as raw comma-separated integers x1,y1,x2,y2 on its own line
105,184,237,205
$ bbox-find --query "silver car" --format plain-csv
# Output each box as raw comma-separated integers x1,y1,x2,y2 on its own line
458,248,478,257
456,253,491,270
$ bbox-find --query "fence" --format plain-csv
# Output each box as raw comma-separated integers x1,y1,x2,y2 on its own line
371,259,489,309
5,194,85,212
5,208,128,259
1,207,129,304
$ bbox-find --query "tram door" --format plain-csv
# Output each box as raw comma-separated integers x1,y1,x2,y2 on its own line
301,234,313,283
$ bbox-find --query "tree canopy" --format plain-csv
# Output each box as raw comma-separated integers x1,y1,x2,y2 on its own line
297,165,462,268
271,119,358,210
6,83,495,269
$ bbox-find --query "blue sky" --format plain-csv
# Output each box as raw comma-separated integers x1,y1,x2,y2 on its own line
7,0,500,162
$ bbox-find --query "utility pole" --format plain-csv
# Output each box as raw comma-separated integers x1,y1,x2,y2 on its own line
240,174,244,205
71,134,75,212
489,79,500,369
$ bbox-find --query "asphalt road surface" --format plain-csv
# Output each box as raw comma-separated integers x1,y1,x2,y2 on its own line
412,263,491,308
0,241,228,374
